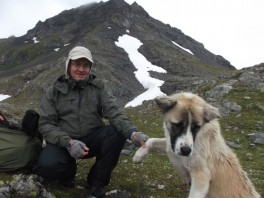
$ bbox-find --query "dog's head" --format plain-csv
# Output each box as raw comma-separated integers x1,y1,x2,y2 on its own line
155,92,220,157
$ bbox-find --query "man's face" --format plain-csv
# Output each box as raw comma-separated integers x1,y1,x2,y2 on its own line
69,58,91,81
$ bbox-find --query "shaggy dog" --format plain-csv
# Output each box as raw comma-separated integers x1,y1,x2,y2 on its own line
133,92,261,198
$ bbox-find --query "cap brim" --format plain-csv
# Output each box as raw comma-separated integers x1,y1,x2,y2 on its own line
70,55,93,63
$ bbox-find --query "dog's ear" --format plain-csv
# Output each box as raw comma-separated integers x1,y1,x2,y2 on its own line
155,96,177,113
204,103,221,122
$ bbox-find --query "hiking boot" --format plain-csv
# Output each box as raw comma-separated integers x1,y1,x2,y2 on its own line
89,186,106,197
60,178,75,188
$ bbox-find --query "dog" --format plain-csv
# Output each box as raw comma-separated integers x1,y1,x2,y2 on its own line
133,92,261,198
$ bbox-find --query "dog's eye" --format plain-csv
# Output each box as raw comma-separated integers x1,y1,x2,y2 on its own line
171,122,183,131
191,123,200,133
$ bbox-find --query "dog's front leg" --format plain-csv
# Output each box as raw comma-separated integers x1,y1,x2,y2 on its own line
188,168,211,198
133,138,166,163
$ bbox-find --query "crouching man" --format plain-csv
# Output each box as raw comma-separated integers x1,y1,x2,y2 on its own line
34,46,148,197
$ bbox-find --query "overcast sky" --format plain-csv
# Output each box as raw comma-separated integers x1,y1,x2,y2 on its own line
0,0,263,69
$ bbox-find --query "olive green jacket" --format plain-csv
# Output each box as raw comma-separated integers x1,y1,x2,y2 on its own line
39,75,136,147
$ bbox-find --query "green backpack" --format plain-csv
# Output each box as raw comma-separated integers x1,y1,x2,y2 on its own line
0,110,42,171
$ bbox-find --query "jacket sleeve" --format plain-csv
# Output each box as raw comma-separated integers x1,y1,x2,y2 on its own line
38,86,71,147
98,81,137,138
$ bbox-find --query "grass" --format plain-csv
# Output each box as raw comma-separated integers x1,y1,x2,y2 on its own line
0,79,263,197
26,152,186,197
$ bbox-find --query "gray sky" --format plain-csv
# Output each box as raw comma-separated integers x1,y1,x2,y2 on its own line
0,0,263,69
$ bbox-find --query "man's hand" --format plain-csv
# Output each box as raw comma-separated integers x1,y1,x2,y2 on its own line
131,132,149,147
67,139,89,159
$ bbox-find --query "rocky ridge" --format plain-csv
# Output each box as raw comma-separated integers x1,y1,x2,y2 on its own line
0,0,236,107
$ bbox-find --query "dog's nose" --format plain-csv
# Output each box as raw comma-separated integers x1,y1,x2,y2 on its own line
180,146,192,156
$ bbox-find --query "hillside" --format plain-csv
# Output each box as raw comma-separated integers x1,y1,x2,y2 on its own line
0,64,263,197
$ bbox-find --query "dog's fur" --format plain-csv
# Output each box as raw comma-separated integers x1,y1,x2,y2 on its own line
133,92,260,198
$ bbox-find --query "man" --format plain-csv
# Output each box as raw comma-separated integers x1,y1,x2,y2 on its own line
34,46,148,197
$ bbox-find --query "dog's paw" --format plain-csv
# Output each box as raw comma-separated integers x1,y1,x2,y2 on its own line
133,147,149,164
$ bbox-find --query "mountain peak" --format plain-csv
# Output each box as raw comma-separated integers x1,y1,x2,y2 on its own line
0,0,235,104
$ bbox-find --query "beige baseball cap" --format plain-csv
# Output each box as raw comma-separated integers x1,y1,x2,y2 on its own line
68,46,93,63
65,46,94,79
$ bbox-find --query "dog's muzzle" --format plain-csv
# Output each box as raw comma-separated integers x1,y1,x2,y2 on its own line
180,145,192,156
172,144,192,156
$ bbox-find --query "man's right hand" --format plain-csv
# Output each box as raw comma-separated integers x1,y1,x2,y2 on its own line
131,132,149,147
67,139,89,159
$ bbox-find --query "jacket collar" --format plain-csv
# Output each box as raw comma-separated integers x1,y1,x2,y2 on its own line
54,74,97,94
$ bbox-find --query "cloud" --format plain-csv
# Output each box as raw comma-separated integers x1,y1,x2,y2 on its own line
0,0,94,38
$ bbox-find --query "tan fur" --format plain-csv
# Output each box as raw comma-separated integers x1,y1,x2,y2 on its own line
133,92,260,198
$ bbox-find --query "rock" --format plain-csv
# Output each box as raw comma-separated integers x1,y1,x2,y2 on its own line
251,132,264,145
2,174,55,198
226,141,242,149
222,99,242,112
106,189,131,197
239,71,263,88
0,186,11,198
205,83,233,99
244,96,251,100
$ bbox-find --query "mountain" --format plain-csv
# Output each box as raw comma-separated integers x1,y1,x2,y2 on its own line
0,0,264,196
0,0,236,107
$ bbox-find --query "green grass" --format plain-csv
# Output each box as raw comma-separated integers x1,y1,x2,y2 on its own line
26,153,186,198
0,80,263,197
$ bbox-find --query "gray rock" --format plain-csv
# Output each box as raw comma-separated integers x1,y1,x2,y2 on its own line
239,71,263,87
0,186,11,198
2,174,55,198
205,83,233,99
222,99,242,112
226,141,242,149
252,132,264,145
106,189,131,197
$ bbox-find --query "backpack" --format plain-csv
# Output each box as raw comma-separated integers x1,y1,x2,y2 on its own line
0,110,42,171
22,109,41,138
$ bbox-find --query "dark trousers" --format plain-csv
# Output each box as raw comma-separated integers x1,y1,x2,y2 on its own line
34,125,126,187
